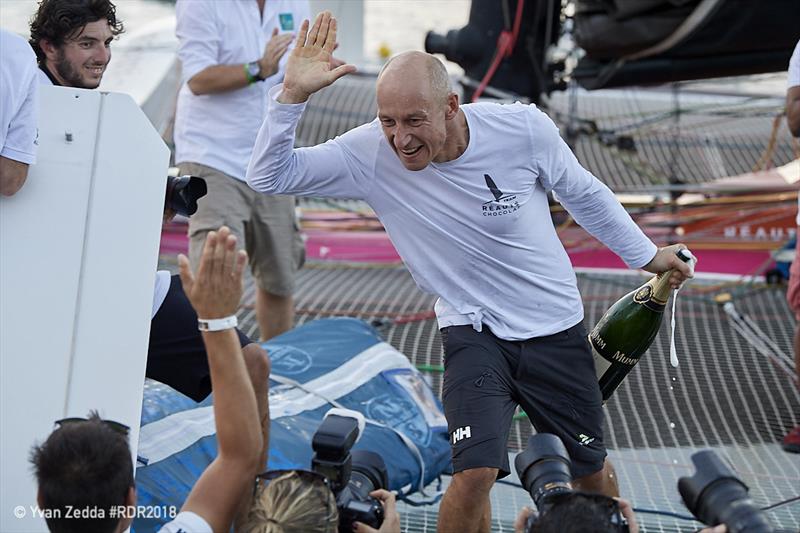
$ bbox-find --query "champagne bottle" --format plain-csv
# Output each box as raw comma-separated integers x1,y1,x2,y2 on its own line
589,249,693,401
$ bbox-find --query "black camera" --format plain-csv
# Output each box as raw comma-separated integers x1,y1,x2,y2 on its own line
311,410,389,533
678,450,774,533
514,433,629,533
165,175,207,217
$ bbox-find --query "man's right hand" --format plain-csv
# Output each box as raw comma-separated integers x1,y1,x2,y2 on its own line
278,11,356,104
353,489,401,533
259,28,294,80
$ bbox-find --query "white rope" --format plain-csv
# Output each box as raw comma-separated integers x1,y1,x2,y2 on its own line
722,302,795,378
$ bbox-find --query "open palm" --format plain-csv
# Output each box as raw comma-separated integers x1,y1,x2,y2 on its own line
280,11,356,104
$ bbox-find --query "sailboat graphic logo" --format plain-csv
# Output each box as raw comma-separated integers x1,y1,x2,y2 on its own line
482,174,520,216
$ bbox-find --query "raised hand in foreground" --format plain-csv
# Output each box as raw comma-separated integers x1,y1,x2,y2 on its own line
178,226,247,320
278,11,357,104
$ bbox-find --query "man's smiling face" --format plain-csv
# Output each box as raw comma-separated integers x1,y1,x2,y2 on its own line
376,70,449,172
45,19,114,89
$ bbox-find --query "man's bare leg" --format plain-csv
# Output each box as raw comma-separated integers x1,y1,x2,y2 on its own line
437,467,496,533
572,457,620,497
256,288,294,341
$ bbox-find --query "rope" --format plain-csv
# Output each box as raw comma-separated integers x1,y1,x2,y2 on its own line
752,112,785,172
471,0,525,102
722,302,796,380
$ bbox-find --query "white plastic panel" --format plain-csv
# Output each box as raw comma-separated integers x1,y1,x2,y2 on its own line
0,86,168,532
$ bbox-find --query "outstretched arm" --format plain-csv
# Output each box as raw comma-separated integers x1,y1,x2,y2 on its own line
176,227,262,532
278,11,356,104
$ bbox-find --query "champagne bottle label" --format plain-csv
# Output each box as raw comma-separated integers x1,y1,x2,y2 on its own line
633,273,671,312
591,344,612,379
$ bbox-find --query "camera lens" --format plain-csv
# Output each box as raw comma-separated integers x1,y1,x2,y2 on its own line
514,434,573,513
424,31,450,56
678,451,773,533
165,175,207,217
349,451,388,499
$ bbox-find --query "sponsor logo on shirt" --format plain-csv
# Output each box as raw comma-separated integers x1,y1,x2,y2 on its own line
279,13,294,31
482,174,520,217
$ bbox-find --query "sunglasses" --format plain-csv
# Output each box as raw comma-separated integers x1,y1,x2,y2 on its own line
255,468,329,490
55,417,130,436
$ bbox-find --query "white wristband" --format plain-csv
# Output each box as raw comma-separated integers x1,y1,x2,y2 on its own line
197,315,238,332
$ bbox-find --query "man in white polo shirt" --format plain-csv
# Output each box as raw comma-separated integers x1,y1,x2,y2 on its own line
174,0,309,341
0,30,39,197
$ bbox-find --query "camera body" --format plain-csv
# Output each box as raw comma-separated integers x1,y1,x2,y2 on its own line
678,451,773,533
514,433,629,533
165,175,207,217
311,410,388,533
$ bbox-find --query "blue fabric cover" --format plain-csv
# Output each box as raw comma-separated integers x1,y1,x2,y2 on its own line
134,318,450,532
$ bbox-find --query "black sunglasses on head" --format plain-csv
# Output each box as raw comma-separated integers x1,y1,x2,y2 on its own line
255,468,329,489
55,417,130,436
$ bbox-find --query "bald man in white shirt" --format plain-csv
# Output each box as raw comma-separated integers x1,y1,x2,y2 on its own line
247,13,694,532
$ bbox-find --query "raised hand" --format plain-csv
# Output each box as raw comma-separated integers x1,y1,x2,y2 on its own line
178,226,248,319
279,11,356,104
259,28,294,80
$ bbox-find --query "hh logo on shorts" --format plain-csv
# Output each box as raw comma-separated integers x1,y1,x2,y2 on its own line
451,426,472,444
279,13,294,31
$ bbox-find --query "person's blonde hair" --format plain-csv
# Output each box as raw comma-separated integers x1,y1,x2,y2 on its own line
241,471,338,533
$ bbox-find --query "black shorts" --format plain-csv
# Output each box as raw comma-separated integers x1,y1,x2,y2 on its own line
146,275,253,402
441,322,606,480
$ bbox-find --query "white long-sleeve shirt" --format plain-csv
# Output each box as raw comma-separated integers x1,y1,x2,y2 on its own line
248,87,657,340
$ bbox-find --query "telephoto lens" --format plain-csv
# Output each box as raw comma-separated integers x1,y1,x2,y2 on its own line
514,433,574,514
678,450,774,533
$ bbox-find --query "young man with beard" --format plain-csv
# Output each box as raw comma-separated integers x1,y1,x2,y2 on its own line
28,0,272,471
29,0,123,89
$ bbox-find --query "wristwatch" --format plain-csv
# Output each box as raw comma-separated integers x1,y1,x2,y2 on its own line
245,60,264,83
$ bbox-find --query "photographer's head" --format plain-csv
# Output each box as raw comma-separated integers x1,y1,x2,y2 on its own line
242,470,338,533
29,0,124,88
29,412,135,533
516,494,632,533
514,434,635,533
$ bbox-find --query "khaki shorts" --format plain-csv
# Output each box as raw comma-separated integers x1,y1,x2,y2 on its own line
180,162,305,296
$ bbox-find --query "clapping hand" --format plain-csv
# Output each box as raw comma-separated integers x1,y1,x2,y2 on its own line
259,27,294,80
279,11,356,104
178,226,247,320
